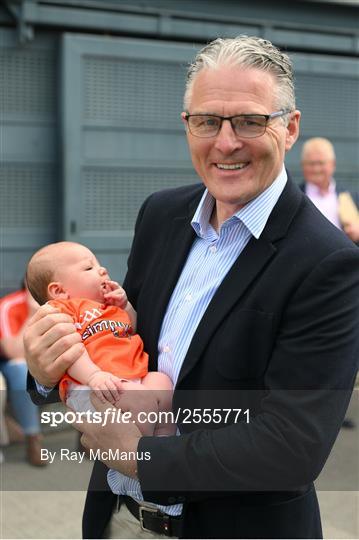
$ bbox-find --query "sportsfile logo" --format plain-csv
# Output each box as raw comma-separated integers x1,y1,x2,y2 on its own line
41,407,250,427
41,407,136,428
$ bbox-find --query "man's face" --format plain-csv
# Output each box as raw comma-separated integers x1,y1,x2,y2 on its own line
53,244,110,303
182,66,300,220
302,147,335,190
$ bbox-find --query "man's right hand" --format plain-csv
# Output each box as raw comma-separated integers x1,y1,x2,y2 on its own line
24,304,84,387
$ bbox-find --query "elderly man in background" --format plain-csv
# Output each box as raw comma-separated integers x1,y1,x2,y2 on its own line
301,137,359,242
25,36,359,539
301,138,359,430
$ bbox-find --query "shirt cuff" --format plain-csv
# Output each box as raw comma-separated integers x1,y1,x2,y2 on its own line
35,380,54,397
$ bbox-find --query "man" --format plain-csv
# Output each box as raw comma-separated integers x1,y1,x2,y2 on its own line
25,36,359,539
301,136,359,241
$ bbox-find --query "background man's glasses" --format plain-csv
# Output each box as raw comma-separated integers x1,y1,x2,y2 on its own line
184,109,291,138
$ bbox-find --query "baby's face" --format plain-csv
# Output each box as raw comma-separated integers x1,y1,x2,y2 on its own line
53,244,110,303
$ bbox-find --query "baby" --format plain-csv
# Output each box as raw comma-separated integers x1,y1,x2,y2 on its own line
26,241,173,436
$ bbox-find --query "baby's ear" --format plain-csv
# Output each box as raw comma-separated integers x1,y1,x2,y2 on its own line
47,282,69,300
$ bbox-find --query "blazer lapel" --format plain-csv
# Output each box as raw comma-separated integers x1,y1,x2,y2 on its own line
176,178,303,385
176,235,276,385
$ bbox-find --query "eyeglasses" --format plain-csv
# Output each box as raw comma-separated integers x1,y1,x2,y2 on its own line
184,109,292,138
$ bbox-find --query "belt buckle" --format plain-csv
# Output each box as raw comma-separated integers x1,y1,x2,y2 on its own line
138,502,160,533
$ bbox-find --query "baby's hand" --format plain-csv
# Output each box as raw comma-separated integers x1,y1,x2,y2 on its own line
103,280,128,309
87,371,124,403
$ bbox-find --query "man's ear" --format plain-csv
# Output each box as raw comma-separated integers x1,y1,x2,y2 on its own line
47,282,69,300
331,158,336,175
285,110,301,152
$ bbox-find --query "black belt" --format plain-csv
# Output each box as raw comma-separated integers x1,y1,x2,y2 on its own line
124,496,182,537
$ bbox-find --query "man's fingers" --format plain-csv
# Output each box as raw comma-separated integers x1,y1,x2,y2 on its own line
90,392,115,412
27,310,73,337
24,318,77,360
81,434,89,448
114,379,124,393
51,341,85,371
71,417,87,433
106,380,120,402
101,387,116,403
94,389,107,403
46,333,83,364
28,339,83,386
25,303,59,326
37,321,81,356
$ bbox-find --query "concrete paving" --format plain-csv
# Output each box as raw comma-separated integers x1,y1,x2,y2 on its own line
0,395,358,539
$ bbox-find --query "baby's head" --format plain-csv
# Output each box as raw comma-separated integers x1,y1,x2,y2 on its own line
26,241,110,305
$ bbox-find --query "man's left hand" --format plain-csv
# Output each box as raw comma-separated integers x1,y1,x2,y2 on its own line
72,393,142,478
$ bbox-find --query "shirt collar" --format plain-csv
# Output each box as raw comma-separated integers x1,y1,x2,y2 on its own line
191,165,288,240
305,178,336,197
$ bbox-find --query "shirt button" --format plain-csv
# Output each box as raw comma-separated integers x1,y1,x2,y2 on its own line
209,245,217,253
185,293,192,302
163,345,171,353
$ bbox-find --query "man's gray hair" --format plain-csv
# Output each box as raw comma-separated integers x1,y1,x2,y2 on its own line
184,35,296,113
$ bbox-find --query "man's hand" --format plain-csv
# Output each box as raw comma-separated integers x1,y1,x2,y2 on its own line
103,280,128,309
87,371,124,403
343,222,359,243
73,393,142,478
24,304,84,387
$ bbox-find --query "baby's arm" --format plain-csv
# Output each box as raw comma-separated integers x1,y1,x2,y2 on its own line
67,349,123,403
103,280,137,330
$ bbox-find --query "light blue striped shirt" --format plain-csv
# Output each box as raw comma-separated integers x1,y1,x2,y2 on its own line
107,165,288,515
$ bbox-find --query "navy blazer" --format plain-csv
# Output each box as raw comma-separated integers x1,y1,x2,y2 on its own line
29,178,359,539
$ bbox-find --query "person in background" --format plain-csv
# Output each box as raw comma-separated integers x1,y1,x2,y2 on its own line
301,137,359,241
301,137,359,429
0,372,9,463
0,285,47,466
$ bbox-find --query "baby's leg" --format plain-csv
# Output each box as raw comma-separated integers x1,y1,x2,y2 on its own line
140,372,174,436
117,374,173,436
113,379,160,437
141,372,173,392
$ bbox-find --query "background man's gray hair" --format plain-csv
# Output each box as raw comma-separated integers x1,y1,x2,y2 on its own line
184,35,296,114
301,137,336,161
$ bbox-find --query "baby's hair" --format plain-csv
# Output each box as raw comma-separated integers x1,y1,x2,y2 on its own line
26,241,81,305
26,247,55,305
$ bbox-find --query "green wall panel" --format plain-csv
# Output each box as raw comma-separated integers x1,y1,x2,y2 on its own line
0,28,59,294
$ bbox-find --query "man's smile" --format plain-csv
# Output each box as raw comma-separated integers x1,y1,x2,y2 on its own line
215,162,249,170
